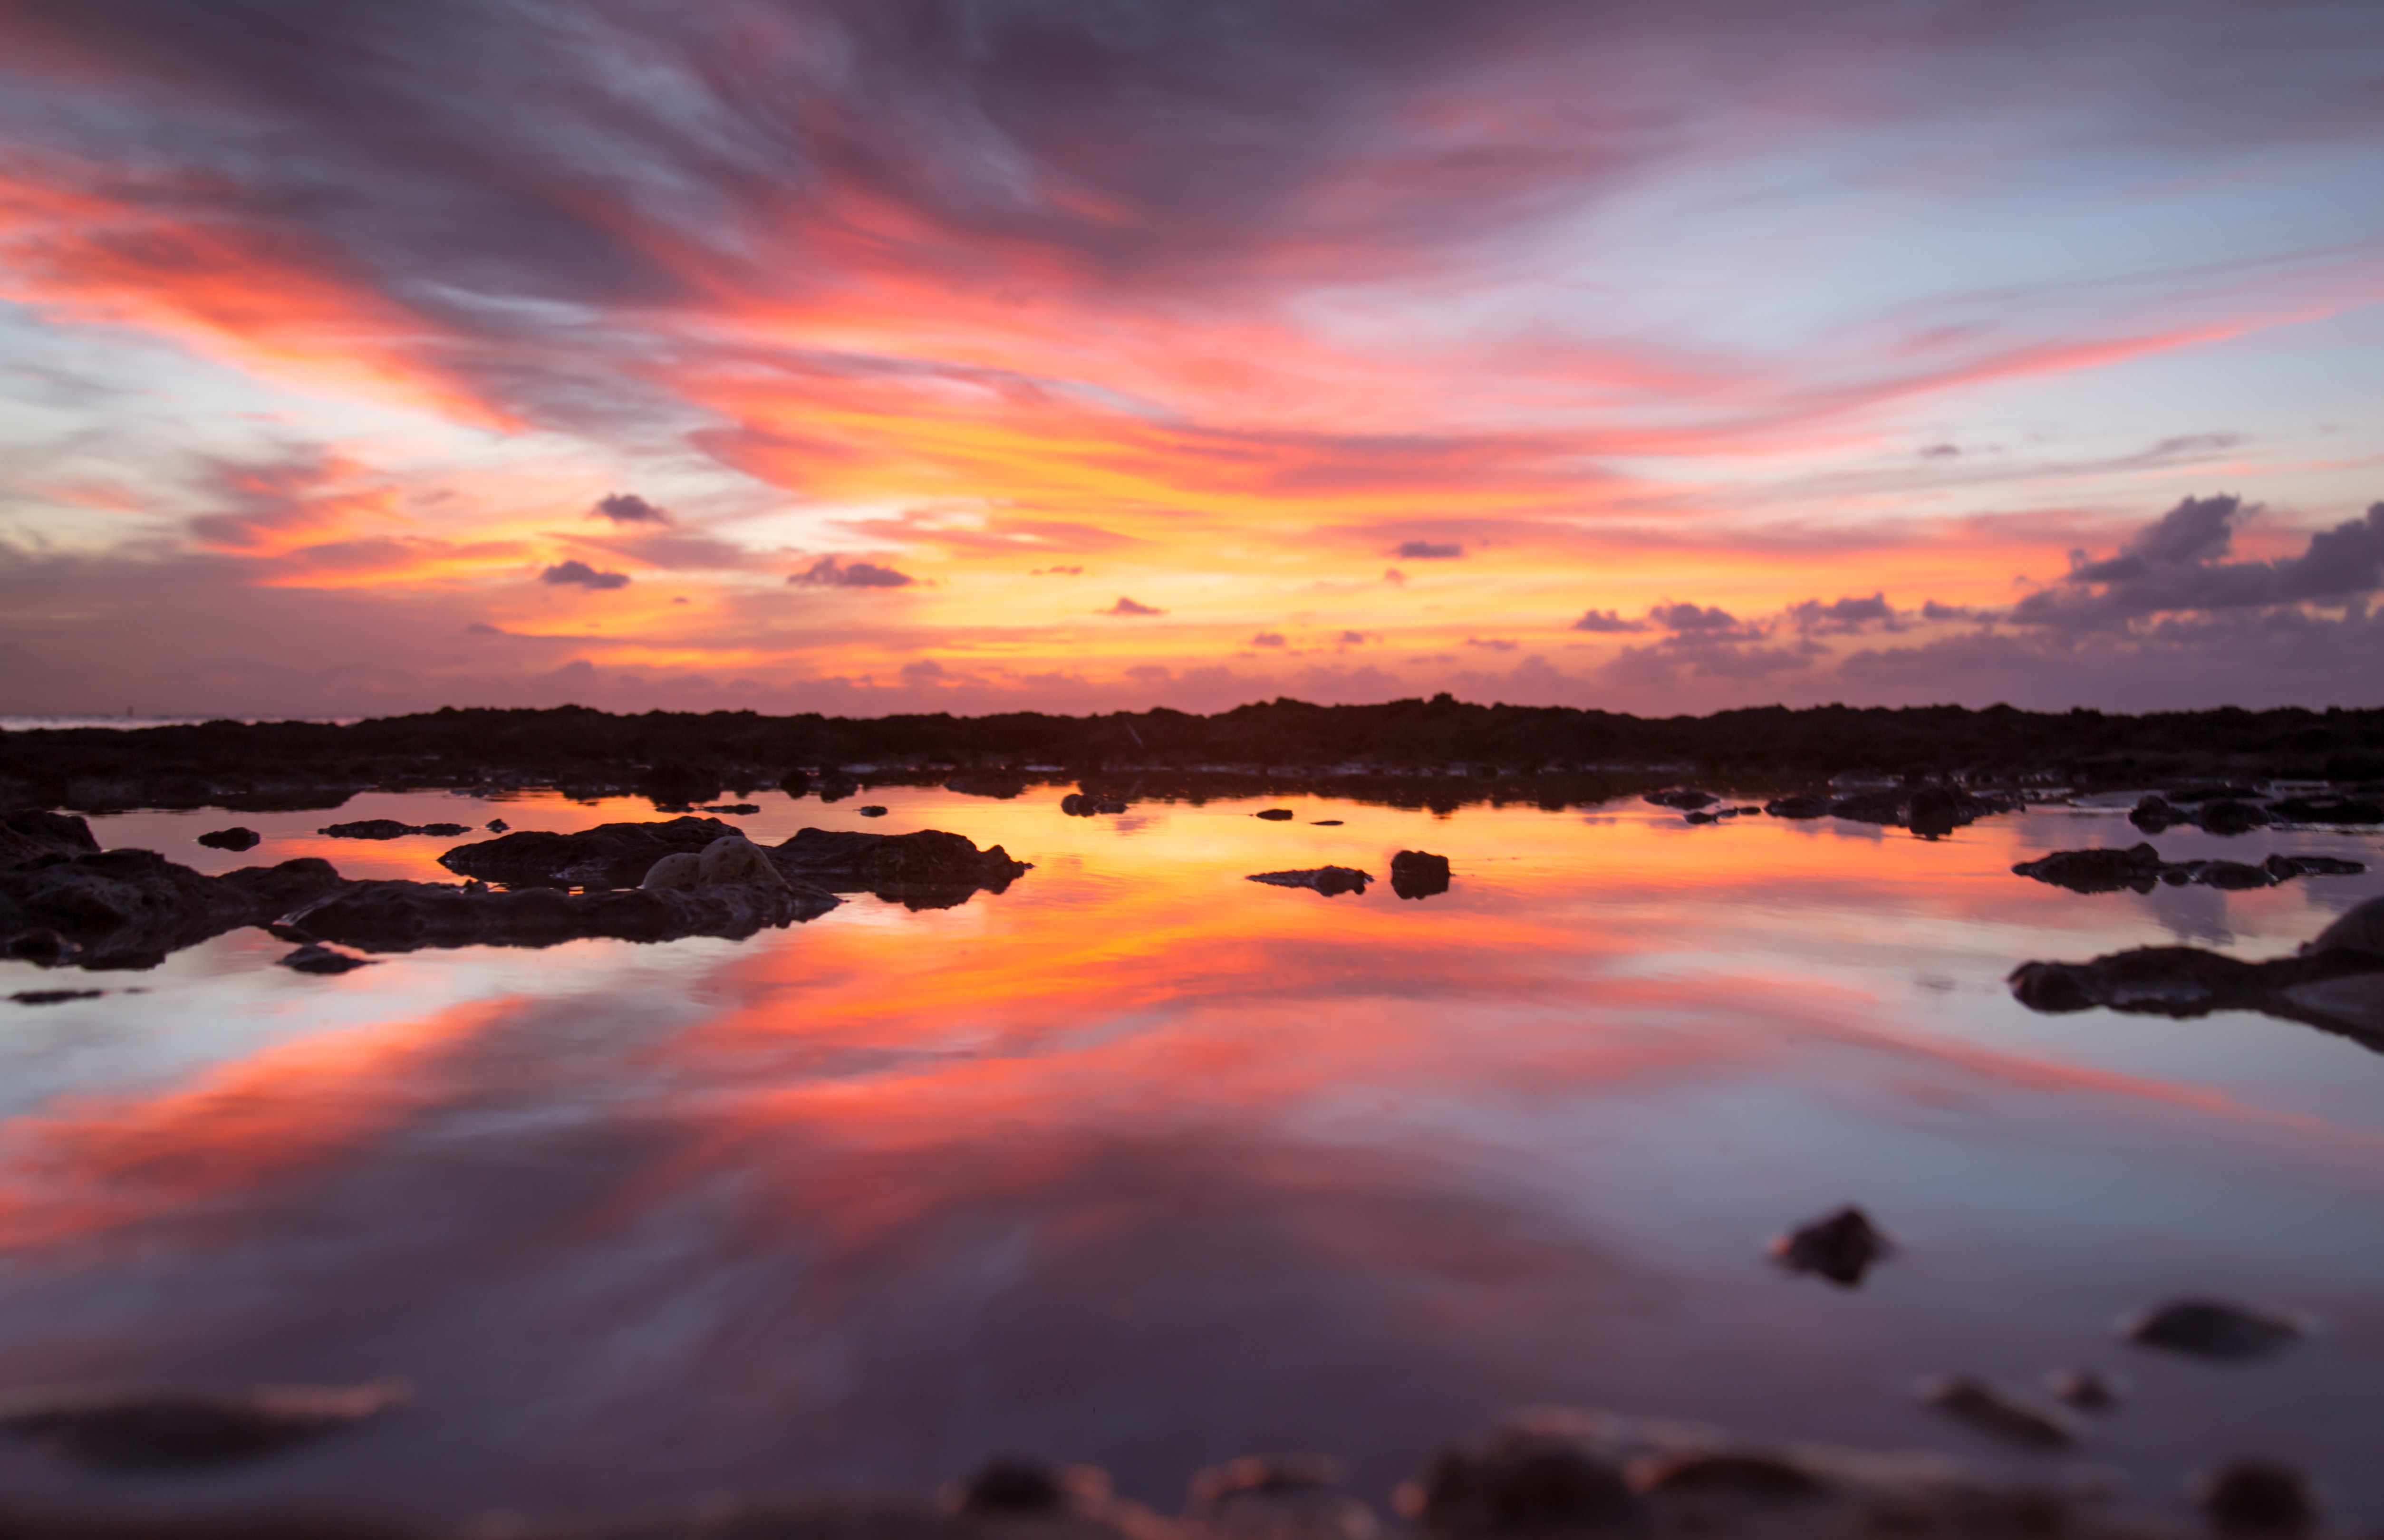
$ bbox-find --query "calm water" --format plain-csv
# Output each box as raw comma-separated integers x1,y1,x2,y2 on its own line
2,788,2381,1527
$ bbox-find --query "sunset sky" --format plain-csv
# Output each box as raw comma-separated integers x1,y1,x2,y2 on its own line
2,0,2382,719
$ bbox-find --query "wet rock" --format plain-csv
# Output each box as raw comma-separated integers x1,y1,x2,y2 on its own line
1631,1451,1828,1502
779,769,812,799
281,876,840,952
2046,1369,2124,1412
2189,860,2276,891
486,818,509,832
1248,867,1373,897
1312,819,1344,827
859,805,890,817
771,827,1033,909
640,852,702,891
1918,1377,2073,1449
1644,789,1716,811
0,852,347,971
0,1379,406,1472
277,943,375,974
1061,793,1089,816
11,988,104,1005
2011,843,2169,893
2265,796,2384,825
819,774,859,802
2305,894,2384,958
960,1457,1071,1516
439,816,747,888
1763,795,1831,819
946,771,1029,799
2131,795,2189,833
196,826,262,851
1190,1454,1377,1540
1391,850,1452,900
2008,942,2384,1049
2265,853,2364,879
1828,789,1909,825
1684,810,1719,826
0,809,101,868
1769,1205,1892,1287
2200,799,2271,836
1407,1418,1642,1536
697,835,790,889
318,819,416,840
1908,787,1962,838
1255,808,1297,821
2198,1462,2316,1538
697,803,761,816
2123,1299,2306,1361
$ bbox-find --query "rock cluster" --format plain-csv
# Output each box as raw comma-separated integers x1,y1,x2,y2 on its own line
1246,867,1372,896
2012,843,2364,894
319,819,472,840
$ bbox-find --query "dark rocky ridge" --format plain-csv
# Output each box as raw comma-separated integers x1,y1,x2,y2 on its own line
5,700,2382,815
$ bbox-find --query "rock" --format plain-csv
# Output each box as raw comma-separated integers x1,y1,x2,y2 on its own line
2131,794,2190,833
1255,808,1297,821
697,803,761,815
779,769,811,799
485,818,509,832
959,1457,1071,1516
1908,787,1961,837
1095,798,1128,814
641,852,702,891
697,835,789,888
2200,799,2271,836
318,819,418,840
2008,943,2384,1050
11,989,104,1005
770,827,1033,909
1390,850,1452,900
859,804,889,817
277,943,375,974
1684,810,1718,825
0,852,347,971
1061,793,1089,816
1248,867,1373,897
1918,1377,2072,1449
1631,1451,1828,1501
1645,789,1716,811
2012,843,2169,893
1190,1454,1376,1540
0,809,101,868
2046,1369,2124,1412
1769,1205,1892,1287
2265,853,2364,879
1407,1417,1641,1536
2189,860,2276,891
1763,795,1831,819
280,876,840,953
1312,819,1344,827
196,826,261,851
2266,797,2384,825
2198,1462,2317,1537
2123,1299,2305,1361
0,1379,406,1473
2305,894,2384,958
946,771,1029,799
1828,789,1909,825
440,816,745,888
819,774,859,802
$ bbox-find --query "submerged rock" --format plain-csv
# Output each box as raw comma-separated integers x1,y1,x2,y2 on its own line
1407,1417,1641,1536
2266,796,2384,825
1763,794,1832,819
1645,789,1716,811
2124,1299,2306,1362
1255,808,1297,821
859,804,889,817
196,826,261,851
946,771,1028,799
319,818,468,839
0,852,347,971
1769,1205,1892,1287
281,876,840,953
0,1379,406,1473
2012,843,2169,893
277,943,375,974
1918,1377,2072,1449
1248,867,1373,897
2198,1462,2318,1538
1390,850,1452,900
2008,932,2384,1051
10,988,104,1005
0,809,101,868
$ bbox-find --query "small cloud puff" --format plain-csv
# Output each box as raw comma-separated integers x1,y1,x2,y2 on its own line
591,492,674,526
1107,597,1164,616
1571,608,1646,634
1650,602,1740,633
1032,565,1084,576
1396,540,1463,560
790,555,916,588
1787,593,1901,634
1336,630,1375,646
1464,636,1518,651
1921,599,1981,621
901,658,948,681
1250,631,1288,647
1383,568,1408,586
541,559,629,590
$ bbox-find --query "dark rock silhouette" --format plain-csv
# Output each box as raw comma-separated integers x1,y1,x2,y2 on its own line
771,828,1031,908
958,1458,1069,1516
1635,1451,1828,1500
0,1380,405,1473
2200,799,2270,836
2124,1299,2306,1362
319,819,469,839
1188,1453,1374,1540
2267,796,2383,824
0,852,347,971
2046,1369,2124,1412
0,809,101,867
859,805,889,817
946,771,1028,799
1391,850,1452,899
2199,1462,2317,1538
440,816,743,888
1410,1418,1641,1536
281,876,840,953
2131,794,2190,833
1763,794,1831,819
2307,895,2384,957
1255,808,1296,821
1769,1205,1892,1287
1919,1377,2073,1449
1827,789,1908,825
2014,844,2362,894
197,826,261,851
10,989,104,1005
277,943,375,974
1907,787,1961,837
485,818,509,832
1247,867,1373,897
1645,789,1717,810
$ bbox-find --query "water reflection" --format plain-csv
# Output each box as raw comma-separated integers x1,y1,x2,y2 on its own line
0,791,2379,1527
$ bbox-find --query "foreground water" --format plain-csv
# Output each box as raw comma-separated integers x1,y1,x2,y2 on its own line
2,787,2380,1528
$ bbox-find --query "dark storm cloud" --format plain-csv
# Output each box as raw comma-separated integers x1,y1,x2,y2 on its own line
2013,495,2384,630
1395,541,1464,560
592,494,674,527
789,556,916,589
541,559,629,590
1570,608,1645,633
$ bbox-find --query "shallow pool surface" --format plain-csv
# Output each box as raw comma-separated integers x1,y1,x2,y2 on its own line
2,787,2380,1527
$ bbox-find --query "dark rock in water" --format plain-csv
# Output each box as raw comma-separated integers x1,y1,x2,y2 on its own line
859,805,889,817
946,770,1028,799
419,823,469,837
2131,794,2189,833
1828,789,1908,825
11,989,104,1005
0,1379,405,1472
1763,794,1831,819
1769,1205,1892,1287
1255,808,1297,821
277,943,375,974
697,803,761,816
639,760,721,809
440,816,745,889
282,876,840,952
2200,799,2270,836
2012,843,2168,894
2266,796,2384,825
1190,1453,1374,1540
2199,1462,2317,1538
2124,1299,2306,1361
1683,810,1718,826
2266,853,2364,879
2008,941,2384,1050
1096,798,1128,814
771,827,1032,909
1633,1451,1828,1501
318,819,417,840
1391,850,1452,900
2190,860,2276,891
1645,789,1717,811
1919,1376,2073,1449
1908,787,1961,837
2306,895,2384,957
0,809,101,868
2047,1369,2125,1412
0,852,347,971
779,768,812,799
196,826,261,851
1312,819,1343,826
485,818,509,832
819,774,859,803
1248,867,1372,897
960,1457,1070,1516
1060,792,1088,816
1410,1420,1641,1535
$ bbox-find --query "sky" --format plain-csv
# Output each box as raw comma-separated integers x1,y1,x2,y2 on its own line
2,0,2382,720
